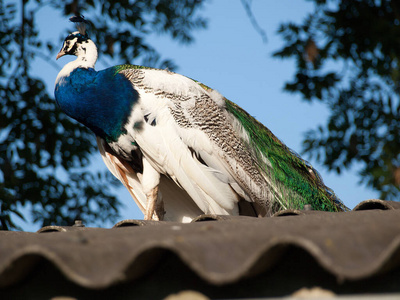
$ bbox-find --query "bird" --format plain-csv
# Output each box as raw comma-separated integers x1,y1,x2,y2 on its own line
54,16,348,222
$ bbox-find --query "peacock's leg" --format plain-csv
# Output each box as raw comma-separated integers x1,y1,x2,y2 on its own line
144,185,159,220
142,158,161,221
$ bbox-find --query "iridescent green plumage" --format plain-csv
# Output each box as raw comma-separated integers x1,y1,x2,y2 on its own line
198,82,347,213
113,64,156,75
224,99,346,212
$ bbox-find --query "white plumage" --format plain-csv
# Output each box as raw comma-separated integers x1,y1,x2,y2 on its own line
102,69,249,221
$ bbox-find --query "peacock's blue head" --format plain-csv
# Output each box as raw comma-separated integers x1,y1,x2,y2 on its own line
56,15,95,60
56,31,92,60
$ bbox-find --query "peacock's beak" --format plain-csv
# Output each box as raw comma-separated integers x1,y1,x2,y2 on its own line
56,50,66,60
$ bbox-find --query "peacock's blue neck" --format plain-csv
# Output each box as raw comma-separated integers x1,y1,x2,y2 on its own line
55,66,139,142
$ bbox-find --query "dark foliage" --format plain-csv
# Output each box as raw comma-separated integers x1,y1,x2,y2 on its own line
0,0,207,230
274,0,400,200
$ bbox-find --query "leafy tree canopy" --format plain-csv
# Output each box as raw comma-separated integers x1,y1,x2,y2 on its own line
274,0,400,200
0,0,207,230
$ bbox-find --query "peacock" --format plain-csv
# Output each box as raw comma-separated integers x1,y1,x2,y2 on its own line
54,16,348,222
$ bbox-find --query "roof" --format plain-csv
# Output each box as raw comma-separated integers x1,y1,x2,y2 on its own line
1,199,400,299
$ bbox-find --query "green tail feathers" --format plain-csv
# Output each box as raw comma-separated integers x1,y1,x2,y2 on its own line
224,99,348,212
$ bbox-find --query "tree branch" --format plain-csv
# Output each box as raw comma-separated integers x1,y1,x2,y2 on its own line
241,0,267,43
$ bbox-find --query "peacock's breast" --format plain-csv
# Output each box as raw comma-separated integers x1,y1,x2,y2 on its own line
55,68,140,143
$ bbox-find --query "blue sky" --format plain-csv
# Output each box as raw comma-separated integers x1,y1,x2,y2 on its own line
21,0,379,230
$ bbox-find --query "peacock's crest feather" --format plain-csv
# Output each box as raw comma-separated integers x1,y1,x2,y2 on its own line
70,15,90,37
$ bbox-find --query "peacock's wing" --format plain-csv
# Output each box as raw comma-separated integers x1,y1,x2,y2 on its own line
96,136,147,214
97,136,205,222
115,65,273,216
